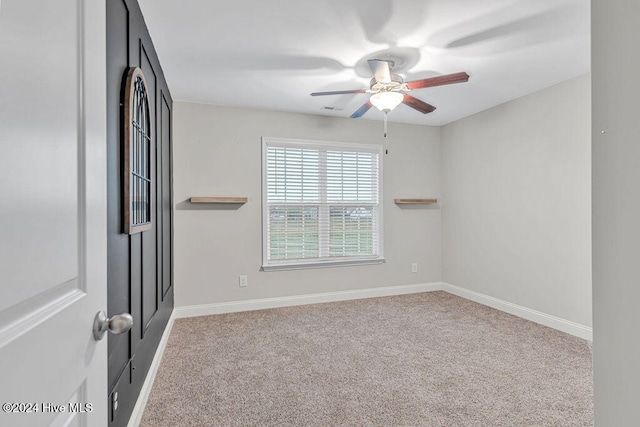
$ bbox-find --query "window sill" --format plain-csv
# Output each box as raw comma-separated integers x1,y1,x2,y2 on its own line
262,258,386,272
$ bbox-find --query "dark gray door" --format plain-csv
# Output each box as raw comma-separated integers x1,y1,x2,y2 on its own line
106,0,174,425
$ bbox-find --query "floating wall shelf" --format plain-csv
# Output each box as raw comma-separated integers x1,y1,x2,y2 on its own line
394,198,438,205
190,197,248,204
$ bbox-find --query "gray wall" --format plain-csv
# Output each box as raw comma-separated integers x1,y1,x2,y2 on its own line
172,75,593,335
592,0,640,423
173,103,442,307
441,74,592,327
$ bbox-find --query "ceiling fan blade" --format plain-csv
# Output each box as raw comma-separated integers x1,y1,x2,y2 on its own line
311,89,367,96
350,101,373,118
368,59,392,83
405,72,470,90
402,94,436,114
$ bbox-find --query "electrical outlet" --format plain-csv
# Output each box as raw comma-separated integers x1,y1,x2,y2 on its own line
239,275,248,287
411,263,418,273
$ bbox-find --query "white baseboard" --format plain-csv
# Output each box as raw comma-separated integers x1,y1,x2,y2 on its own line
173,282,444,319
173,282,592,341
441,282,593,341
127,311,176,427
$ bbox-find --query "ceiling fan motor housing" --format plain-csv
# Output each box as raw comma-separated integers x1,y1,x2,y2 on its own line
370,74,405,93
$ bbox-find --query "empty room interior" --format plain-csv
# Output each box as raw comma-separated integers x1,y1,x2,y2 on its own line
1,0,639,426
139,0,594,424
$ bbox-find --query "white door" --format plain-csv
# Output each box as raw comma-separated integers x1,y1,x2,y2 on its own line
0,0,108,426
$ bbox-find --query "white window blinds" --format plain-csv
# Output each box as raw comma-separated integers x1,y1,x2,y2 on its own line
262,137,383,270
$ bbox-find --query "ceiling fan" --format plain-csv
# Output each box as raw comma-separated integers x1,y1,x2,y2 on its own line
311,59,469,118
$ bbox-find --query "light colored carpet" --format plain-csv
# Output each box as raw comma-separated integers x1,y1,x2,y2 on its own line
141,291,592,426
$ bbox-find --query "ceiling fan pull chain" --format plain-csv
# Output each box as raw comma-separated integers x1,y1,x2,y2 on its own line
384,111,389,154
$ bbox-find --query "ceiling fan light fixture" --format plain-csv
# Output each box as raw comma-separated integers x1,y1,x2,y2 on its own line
370,91,403,112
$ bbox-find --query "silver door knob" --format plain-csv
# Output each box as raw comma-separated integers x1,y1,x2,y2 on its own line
93,311,134,341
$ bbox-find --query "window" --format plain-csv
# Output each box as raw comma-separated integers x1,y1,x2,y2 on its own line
123,67,153,235
262,137,383,270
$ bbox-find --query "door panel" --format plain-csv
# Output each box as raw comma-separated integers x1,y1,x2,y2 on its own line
106,0,173,425
106,0,132,397
139,43,159,335
0,0,107,425
161,94,172,300
0,0,80,311
142,238,159,334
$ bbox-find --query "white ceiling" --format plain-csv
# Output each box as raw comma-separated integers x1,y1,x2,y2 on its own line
138,0,590,126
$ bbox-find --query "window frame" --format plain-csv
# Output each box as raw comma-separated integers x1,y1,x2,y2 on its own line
261,137,384,271
123,66,153,235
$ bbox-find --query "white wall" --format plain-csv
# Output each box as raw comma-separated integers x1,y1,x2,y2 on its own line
592,0,640,424
173,103,442,307
441,74,592,327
